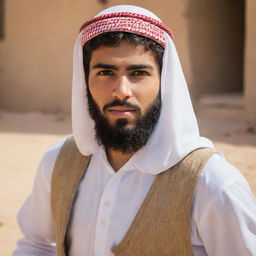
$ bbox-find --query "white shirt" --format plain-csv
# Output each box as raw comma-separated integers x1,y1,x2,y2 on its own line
13,139,256,256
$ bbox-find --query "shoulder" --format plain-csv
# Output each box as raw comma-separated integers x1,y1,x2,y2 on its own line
193,151,255,223
197,152,248,195
191,152,256,254
36,137,67,185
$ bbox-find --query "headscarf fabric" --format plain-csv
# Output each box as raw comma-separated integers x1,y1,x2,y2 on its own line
72,5,213,174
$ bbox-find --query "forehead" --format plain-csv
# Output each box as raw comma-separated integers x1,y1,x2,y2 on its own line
90,41,158,67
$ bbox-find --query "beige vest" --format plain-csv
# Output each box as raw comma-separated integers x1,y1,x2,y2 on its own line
51,135,215,256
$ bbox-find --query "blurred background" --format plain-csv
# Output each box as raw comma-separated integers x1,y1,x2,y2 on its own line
0,0,255,255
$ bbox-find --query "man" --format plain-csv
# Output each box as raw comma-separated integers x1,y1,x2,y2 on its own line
13,5,256,256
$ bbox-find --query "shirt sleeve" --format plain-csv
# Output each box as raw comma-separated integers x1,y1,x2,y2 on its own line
13,139,65,256
192,153,256,256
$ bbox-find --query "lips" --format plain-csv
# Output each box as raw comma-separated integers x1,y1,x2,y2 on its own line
108,106,136,112
103,99,140,111
107,107,136,117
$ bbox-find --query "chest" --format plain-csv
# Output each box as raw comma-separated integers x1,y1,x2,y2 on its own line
51,136,214,256
67,162,155,255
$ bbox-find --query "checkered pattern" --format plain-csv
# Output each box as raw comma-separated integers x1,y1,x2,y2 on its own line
80,12,174,47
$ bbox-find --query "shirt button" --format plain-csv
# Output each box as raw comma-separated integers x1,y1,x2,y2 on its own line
104,200,110,207
100,219,107,226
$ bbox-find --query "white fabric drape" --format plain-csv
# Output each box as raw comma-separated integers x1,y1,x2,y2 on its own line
72,5,213,174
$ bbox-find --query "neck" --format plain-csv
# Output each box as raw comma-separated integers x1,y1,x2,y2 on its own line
106,148,135,172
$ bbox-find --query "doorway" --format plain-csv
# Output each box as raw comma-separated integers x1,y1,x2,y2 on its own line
186,0,245,96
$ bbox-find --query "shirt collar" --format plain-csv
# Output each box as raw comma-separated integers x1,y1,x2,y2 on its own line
98,146,142,174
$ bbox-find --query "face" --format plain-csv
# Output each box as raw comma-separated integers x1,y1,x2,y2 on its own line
88,41,161,130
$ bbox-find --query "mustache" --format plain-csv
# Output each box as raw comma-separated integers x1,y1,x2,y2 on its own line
103,99,141,112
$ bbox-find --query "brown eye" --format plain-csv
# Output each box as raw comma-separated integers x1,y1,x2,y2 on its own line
131,70,150,76
97,70,114,76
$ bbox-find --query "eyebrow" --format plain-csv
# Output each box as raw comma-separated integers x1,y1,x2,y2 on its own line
91,63,153,71
126,64,153,70
91,63,117,70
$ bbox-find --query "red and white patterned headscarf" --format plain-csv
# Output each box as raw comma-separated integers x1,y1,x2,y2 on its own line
72,5,213,174
80,12,174,47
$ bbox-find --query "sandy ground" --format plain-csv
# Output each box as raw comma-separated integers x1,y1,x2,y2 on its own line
0,94,256,255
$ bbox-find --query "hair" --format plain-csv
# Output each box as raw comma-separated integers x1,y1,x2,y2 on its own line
86,85,161,153
83,32,164,83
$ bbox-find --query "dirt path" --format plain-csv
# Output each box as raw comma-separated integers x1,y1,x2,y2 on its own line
0,95,255,255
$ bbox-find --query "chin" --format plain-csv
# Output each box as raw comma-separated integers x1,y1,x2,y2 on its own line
115,118,136,129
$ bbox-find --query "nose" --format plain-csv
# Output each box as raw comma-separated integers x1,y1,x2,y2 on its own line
112,76,132,101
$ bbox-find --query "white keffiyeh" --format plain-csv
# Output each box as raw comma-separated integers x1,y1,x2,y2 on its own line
71,5,214,174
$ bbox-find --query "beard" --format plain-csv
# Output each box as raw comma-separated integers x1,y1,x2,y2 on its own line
86,87,161,153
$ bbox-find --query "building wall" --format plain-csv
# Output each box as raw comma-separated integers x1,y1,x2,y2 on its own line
186,0,244,97
0,0,103,112
245,0,256,122
0,0,245,113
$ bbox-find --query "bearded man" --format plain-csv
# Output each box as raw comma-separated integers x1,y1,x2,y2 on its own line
13,5,256,256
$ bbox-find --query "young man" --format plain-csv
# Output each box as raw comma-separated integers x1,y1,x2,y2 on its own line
13,5,256,256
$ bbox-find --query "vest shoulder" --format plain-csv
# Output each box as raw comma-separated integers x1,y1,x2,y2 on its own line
39,137,67,179
201,152,245,183
196,152,249,196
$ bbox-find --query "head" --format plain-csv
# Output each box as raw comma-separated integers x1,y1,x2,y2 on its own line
73,6,212,171
83,32,164,153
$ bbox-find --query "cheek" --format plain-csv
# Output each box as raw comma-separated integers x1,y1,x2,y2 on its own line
136,80,160,111
88,80,112,110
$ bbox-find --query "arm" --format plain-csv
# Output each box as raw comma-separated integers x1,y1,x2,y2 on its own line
192,153,256,256
13,140,65,256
